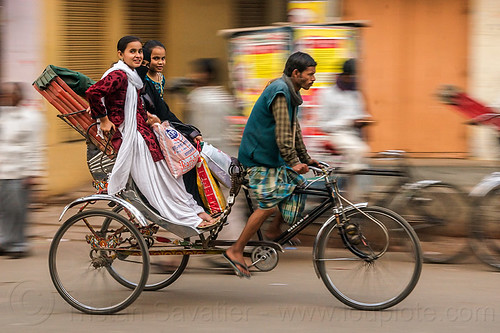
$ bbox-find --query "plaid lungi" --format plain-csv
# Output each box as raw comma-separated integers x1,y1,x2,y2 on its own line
246,165,307,225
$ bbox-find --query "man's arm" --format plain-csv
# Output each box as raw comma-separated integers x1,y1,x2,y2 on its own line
294,121,313,165
272,95,314,173
272,95,300,167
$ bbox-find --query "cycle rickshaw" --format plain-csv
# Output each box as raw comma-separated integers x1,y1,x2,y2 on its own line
33,66,422,315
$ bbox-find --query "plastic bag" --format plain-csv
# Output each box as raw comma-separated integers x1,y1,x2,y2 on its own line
196,155,226,214
200,142,232,188
152,121,200,178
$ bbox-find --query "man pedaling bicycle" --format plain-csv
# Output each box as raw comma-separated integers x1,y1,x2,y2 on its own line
224,52,319,278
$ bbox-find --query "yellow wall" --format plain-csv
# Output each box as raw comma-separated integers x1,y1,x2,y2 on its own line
163,0,234,120
42,0,87,196
41,0,126,196
164,0,234,79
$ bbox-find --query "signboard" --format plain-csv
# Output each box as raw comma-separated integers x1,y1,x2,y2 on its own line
288,0,328,24
228,27,293,116
225,24,359,153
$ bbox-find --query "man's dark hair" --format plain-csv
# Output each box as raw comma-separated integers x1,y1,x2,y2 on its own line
283,51,317,76
1,82,23,106
342,58,356,75
191,58,219,84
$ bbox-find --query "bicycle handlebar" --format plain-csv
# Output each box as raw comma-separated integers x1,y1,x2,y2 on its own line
467,113,500,125
309,161,335,176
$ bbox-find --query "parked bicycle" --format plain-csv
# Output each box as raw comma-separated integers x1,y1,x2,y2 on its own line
310,149,470,264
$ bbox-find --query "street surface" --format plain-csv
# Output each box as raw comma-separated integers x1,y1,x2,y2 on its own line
1,190,499,333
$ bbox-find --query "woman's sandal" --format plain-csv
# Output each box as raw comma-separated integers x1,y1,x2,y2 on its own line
196,216,222,230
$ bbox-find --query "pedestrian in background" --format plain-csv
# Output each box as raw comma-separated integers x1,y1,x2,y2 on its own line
186,58,236,156
0,82,45,258
317,58,372,199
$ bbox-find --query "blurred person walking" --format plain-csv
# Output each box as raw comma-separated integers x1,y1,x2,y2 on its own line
186,58,236,156
223,52,319,277
0,82,45,258
317,59,371,172
317,58,371,199
185,58,242,243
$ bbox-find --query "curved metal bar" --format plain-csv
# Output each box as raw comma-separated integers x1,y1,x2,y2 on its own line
312,202,368,278
469,172,500,197
58,194,149,227
401,179,442,191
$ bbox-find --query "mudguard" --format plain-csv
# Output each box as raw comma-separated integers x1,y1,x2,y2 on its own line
312,202,368,278
401,179,442,191
59,194,150,227
58,193,201,239
469,172,500,197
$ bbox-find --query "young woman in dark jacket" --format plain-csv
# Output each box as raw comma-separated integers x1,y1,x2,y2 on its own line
137,40,205,208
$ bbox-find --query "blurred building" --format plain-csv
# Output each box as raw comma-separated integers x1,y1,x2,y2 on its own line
1,0,500,197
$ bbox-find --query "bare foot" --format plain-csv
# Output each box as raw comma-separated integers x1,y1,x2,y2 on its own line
225,248,250,277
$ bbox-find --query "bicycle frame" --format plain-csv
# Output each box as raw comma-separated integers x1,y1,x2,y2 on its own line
241,166,368,248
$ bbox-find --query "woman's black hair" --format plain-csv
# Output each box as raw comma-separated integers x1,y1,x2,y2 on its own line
117,35,141,52
283,51,317,76
143,40,166,62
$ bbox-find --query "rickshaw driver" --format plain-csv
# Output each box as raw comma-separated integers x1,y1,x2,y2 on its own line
224,52,319,278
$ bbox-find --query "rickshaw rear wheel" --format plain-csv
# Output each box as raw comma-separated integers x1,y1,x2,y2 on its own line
48,209,149,314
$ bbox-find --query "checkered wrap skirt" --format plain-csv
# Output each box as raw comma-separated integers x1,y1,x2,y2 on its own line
246,165,307,225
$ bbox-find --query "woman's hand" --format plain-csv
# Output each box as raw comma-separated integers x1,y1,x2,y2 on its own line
99,116,116,137
193,135,203,144
146,112,161,127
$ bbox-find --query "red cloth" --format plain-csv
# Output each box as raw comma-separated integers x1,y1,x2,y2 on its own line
86,70,163,162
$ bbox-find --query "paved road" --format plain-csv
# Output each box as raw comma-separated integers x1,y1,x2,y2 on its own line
1,201,500,333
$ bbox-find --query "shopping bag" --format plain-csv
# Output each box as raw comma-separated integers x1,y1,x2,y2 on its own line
196,155,226,214
152,121,200,178
200,142,232,188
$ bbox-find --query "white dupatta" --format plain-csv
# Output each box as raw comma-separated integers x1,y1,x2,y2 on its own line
102,60,144,195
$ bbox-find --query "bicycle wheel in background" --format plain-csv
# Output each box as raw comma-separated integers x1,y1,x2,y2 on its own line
470,186,500,270
315,206,422,310
103,206,189,291
392,182,470,263
48,210,149,314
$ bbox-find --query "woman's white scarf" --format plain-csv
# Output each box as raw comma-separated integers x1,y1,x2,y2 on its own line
102,60,144,195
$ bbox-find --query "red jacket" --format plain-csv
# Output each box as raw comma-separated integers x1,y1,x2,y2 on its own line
86,70,163,162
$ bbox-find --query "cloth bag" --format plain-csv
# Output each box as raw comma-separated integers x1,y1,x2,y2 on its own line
200,142,232,188
196,155,226,215
152,121,200,178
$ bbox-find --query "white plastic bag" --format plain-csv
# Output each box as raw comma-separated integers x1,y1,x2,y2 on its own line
153,121,200,178
200,142,232,188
